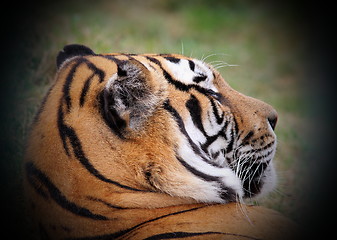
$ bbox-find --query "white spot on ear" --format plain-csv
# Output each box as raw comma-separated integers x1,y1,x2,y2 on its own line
105,73,118,89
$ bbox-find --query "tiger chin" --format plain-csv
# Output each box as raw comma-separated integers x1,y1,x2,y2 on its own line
24,44,297,240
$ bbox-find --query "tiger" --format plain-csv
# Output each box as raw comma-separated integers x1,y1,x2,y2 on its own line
24,44,298,240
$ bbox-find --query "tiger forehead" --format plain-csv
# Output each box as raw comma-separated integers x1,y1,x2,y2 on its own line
103,53,189,59
101,53,216,85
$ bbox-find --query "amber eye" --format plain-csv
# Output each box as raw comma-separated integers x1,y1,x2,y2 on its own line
206,89,223,102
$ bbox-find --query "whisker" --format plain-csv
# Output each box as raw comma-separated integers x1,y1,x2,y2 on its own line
180,41,184,55
207,60,231,66
214,64,239,70
201,53,230,62
212,62,234,67
235,194,252,225
241,152,259,182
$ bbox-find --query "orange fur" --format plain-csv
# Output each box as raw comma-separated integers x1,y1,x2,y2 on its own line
24,45,298,239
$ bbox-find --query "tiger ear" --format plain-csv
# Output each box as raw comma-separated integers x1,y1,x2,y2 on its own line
56,44,95,69
101,60,166,138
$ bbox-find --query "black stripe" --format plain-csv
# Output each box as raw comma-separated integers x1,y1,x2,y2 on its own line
201,135,221,153
221,120,236,155
58,100,143,192
201,121,230,156
163,100,222,168
243,145,274,159
163,70,190,92
143,231,261,240
57,54,144,191
86,196,127,210
207,89,226,103
79,73,95,107
79,61,105,107
143,231,224,240
185,95,207,136
224,126,235,154
176,156,220,182
26,166,49,200
146,56,162,66
210,98,224,125
147,55,234,113
85,61,105,82
255,150,273,161
219,184,237,202
164,56,181,63
146,56,212,95
59,110,143,192
163,99,200,152
193,75,207,83
25,162,108,220
233,116,239,135
244,144,275,156
117,65,127,76
58,105,71,156
62,57,105,111
66,206,205,240
102,54,126,65
186,95,232,160
188,60,195,71
186,99,229,160
259,140,275,151
62,59,84,112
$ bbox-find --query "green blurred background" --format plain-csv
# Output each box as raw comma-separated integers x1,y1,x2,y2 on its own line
1,0,335,239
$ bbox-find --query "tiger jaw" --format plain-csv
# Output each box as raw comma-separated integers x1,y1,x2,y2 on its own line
177,104,277,202
174,137,277,203
230,139,277,199
208,129,277,200
172,122,275,203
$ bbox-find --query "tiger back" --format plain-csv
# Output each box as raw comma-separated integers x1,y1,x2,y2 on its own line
24,44,298,239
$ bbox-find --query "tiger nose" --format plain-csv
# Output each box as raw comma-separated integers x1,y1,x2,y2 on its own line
267,109,278,131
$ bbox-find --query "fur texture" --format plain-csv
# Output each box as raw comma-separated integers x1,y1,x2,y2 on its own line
24,44,297,239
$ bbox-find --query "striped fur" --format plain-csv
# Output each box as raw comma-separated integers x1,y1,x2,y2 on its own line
24,45,297,239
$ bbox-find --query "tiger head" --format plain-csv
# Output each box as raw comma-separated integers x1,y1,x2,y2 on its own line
27,44,277,208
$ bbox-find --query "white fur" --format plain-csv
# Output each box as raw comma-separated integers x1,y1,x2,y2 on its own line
177,135,243,202
185,116,207,145
105,73,118,90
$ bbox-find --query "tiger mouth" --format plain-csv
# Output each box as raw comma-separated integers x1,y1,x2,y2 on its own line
226,141,276,198
239,160,270,198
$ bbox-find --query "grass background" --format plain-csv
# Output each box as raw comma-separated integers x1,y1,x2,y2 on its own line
1,0,335,239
